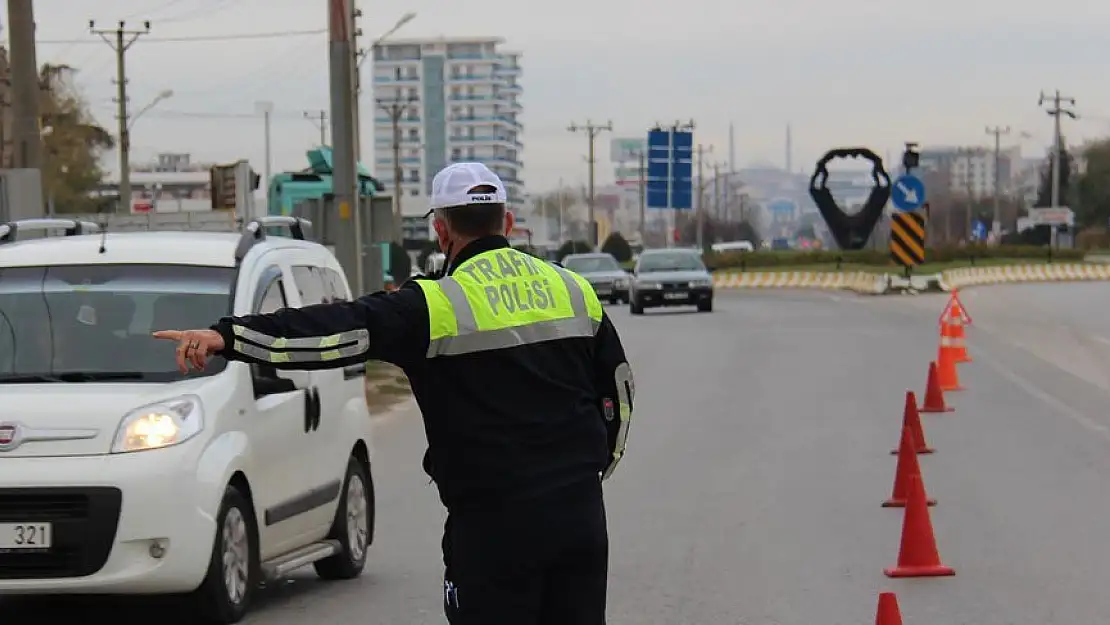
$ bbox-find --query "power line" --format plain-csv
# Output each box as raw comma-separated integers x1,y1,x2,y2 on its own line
157,0,239,23
124,0,190,19
567,120,613,248
38,28,325,45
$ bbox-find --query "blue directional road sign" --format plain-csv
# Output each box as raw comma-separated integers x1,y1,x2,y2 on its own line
646,128,693,210
971,220,988,241
890,174,926,211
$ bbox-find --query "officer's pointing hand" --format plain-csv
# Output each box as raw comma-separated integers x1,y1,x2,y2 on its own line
152,329,225,374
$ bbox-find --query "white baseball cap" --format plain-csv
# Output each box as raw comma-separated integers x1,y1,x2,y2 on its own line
425,162,507,218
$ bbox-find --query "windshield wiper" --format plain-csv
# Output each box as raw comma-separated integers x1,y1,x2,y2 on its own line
0,371,147,383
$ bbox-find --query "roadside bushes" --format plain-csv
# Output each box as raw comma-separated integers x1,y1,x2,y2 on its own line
705,245,1086,271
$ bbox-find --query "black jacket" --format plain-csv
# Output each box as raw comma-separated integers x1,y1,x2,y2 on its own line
211,235,633,509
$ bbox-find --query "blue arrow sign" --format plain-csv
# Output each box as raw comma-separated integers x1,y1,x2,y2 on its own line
890,174,926,211
971,220,987,241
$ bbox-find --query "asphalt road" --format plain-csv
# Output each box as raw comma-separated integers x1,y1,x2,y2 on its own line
10,284,1110,624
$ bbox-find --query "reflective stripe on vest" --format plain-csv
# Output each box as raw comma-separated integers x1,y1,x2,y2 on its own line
417,248,603,358
230,325,370,364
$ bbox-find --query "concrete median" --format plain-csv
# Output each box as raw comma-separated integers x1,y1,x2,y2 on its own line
713,262,1110,295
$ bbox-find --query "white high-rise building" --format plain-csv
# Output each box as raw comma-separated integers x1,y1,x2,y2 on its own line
371,36,523,239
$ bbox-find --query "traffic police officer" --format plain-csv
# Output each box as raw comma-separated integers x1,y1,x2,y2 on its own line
153,162,635,624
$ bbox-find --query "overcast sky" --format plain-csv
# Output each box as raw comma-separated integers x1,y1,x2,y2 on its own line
29,0,1110,191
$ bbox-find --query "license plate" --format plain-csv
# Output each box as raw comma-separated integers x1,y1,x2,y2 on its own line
0,522,52,550
664,292,687,300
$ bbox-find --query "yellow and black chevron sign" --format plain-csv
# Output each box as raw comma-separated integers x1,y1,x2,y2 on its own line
889,212,926,267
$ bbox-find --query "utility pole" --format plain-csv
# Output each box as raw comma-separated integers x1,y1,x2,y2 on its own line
963,149,975,241
985,125,1010,240
350,2,364,162
304,110,328,146
377,95,415,243
712,163,721,225
636,150,646,245
255,101,274,192
90,19,149,213
694,144,714,250
8,0,42,173
1039,90,1077,249
556,177,565,243
567,120,613,249
1038,90,1077,210
327,0,366,292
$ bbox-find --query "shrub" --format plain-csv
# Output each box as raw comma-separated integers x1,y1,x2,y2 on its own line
600,232,633,262
556,239,592,260
705,245,1085,271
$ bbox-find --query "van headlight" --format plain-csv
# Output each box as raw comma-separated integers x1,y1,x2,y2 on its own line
614,278,629,288
690,279,713,287
111,395,204,453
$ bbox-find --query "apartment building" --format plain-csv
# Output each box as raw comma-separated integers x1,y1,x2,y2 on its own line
371,36,523,238
917,146,1019,198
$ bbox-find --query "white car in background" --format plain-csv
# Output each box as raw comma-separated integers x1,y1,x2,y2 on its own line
0,217,375,624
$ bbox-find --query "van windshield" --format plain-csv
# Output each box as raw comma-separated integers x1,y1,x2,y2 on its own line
0,264,235,383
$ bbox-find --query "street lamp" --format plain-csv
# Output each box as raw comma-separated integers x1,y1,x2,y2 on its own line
361,12,417,68
353,12,417,160
117,89,172,213
129,89,173,130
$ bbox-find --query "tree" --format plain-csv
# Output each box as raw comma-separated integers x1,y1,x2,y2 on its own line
1075,138,1110,228
38,64,114,213
556,239,591,260
600,232,632,262
1033,136,1075,209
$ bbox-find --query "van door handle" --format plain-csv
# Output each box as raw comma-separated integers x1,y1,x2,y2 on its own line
302,389,313,433
310,388,321,431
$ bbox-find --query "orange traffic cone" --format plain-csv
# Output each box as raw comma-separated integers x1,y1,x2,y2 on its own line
883,422,936,508
892,391,933,455
943,300,972,363
875,592,903,625
919,361,953,413
936,335,964,392
951,288,972,326
884,474,955,578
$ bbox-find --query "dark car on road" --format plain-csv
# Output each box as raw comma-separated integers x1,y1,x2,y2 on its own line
562,252,631,304
629,248,714,314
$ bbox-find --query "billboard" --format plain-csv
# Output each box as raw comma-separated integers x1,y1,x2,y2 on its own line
610,138,646,163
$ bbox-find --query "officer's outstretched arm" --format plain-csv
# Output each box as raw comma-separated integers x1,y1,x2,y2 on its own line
593,312,633,480
210,285,429,370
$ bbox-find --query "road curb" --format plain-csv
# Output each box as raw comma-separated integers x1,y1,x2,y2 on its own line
938,263,1110,289
712,271,886,294
713,263,1110,294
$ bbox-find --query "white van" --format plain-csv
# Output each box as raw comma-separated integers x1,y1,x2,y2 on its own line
0,217,375,623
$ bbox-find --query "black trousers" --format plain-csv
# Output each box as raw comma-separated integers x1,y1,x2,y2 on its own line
442,478,608,624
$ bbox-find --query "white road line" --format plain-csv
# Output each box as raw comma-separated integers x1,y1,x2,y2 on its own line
976,350,1110,442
